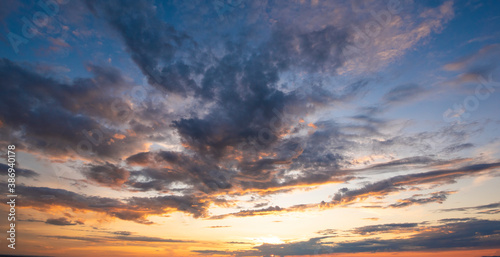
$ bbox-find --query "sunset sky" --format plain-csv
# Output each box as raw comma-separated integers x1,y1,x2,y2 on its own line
1,0,500,256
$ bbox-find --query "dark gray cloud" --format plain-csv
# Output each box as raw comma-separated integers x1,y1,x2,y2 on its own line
83,163,129,187
108,231,132,236
45,217,83,226
441,143,474,154
387,191,455,208
440,202,500,214
253,202,268,208
439,218,477,223
349,156,437,173
0,163,38,178
371,156,436,169
350,222,420,235
383,83,427,103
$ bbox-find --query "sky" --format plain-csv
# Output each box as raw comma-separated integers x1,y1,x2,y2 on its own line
0,0,500,256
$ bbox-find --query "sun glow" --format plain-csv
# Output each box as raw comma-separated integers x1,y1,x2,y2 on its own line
253,236,285,245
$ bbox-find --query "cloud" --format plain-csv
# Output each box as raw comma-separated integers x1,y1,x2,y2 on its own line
80,0,380,201
440,202,500,214
123,144,351,196
192,250,231,255
125,150,233,193
85,0,198,97
443,44,500,87
0,0,491,239
45,234,195,244
83,163,130,187
85,0,361,165
333,162,500,205
108,231,132,236
439,218,477,223
441,143,475,154
350,222,420,235
383,83,427,104
45,235,103,243
0,1,462,213
12,184,211,223
341,1,455,73
110,236,195,243
443,44,500,72
1,2,499,257
207,161,499,219
206,226,231,229
316,229,338,236
209,206,286,220
0,163,39,178
171,23,353,163
45,217,84,226
351,156,437,173
0,59,146,161
198,219,500,255
387,191,456,208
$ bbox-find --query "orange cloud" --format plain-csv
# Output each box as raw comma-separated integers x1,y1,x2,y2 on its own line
307,123,317,129
113,134,126,140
